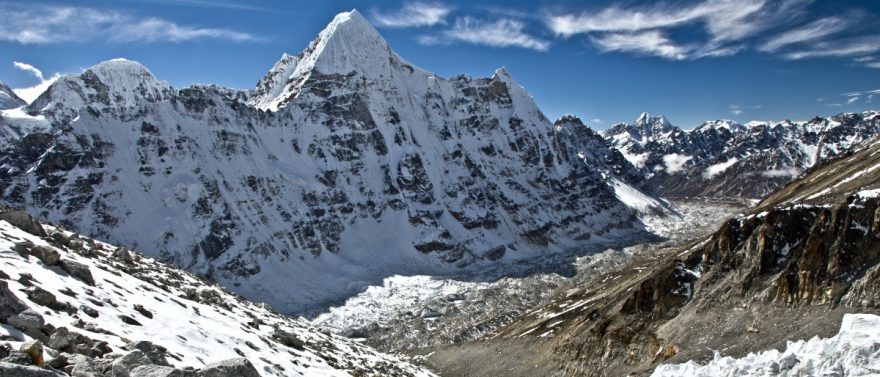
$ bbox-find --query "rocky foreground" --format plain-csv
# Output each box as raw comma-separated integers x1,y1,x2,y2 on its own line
0,207,433,376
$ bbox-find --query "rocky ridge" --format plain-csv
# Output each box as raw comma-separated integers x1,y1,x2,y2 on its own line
0,82,26,110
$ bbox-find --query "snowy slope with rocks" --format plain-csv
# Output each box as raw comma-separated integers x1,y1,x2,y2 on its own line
0,10,659,312
0,208,434,376
652,314,880,377
603,111,880,198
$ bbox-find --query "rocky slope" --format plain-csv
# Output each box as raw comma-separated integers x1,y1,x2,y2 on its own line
603,111,880,199
0,82,26,110
0,10,661,312
427,136,880,376
0,207,434,376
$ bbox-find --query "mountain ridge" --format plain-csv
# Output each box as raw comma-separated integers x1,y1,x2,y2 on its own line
0,10,661,313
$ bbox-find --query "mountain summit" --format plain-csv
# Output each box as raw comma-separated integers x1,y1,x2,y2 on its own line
250,9,423,111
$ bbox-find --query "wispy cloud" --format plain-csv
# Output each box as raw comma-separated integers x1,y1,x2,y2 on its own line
730,104,743,116
782,36,880,60
758,16,851,52
149,0,269,12
373,2,452,28
0,4,259,44
13,62,45,80
825,88,880,107
11,61,60,104
420,17,550,51
590,118,603,124
590,31,691,60
545,0,818,60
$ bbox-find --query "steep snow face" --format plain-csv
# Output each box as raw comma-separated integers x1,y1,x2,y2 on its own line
652,314,880,377
0,11,654,313
603,111,880,198
0,217,435,376
0,82,26,110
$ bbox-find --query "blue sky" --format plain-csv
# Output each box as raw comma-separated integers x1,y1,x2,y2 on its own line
1,0,879,129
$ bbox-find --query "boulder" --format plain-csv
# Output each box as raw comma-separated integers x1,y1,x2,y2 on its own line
272,328,305,350
114,247,134,264
0,281,27,321
59,259,95,285
2,351,34,365
47,327,94,354
0,209,47,237
196,358,260,377
112,350,152,377
69,356,101,377
8,309,45,331
25,287,57,307
0,361,65,376
13,243,61,266
127,341,170,366
19,340,44,367
130,365,184,377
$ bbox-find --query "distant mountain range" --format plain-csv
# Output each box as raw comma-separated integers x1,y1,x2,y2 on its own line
602,111,880,198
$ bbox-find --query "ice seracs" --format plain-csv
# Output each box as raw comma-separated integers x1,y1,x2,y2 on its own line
652,314,880,377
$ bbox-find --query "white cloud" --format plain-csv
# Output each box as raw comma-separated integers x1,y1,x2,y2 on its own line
373,2,452,28
662,153,692,174
847,96,860,104
421,17,550,51
762,168,800,178
589,30,691,60
0,4,258,44
703,158,739,179
591,118,603,124
866,62,880,69
13,62,44,80
545,0,817,60
783,36,880,60
11,62,60,104
730,104,743,116
759,16,850,52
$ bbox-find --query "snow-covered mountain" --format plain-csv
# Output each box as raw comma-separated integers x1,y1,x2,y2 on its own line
0,10,658,312
603,111,880,198
0,208,433,376
0,82,26,110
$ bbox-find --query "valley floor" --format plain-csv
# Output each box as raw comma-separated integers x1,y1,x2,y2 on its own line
304,199,747,364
